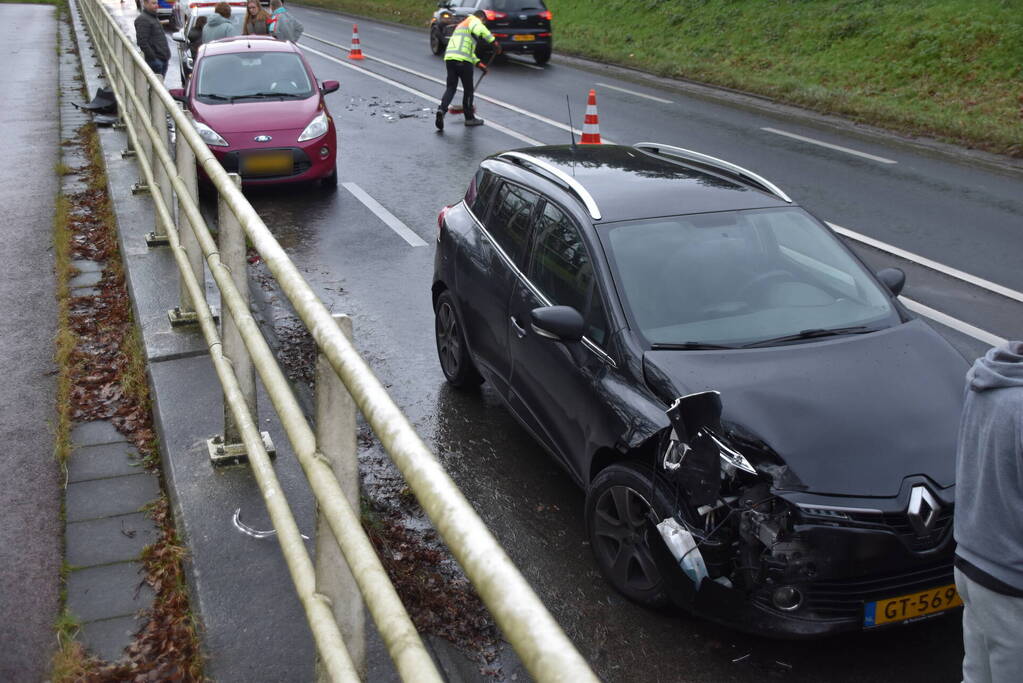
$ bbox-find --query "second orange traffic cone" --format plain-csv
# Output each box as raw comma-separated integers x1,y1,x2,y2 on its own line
580,89,601,144
348,24,365,60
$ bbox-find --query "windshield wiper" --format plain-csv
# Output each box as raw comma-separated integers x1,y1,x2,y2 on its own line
235,92,305,100
651,341,738,350
741,325,876,348
197,93,233,102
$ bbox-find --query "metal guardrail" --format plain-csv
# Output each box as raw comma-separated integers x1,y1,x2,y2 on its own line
74,0,598,681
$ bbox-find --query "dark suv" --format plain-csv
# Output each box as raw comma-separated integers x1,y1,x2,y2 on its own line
432,144,968,637
430,0,553,65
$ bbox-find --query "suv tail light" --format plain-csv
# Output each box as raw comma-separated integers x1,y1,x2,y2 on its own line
539,10,552,20
437,205,452,238
483,9,507,20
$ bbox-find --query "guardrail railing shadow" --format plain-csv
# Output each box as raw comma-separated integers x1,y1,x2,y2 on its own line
75,0,597,681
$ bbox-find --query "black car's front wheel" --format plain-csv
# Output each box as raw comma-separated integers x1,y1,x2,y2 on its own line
435,291,482,388
430,27,447,56
586,462,673,607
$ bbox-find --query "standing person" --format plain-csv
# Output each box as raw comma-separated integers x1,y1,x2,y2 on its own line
243,0,270,35
202,2,239,43
954,340,1023,683
435,10,501,130
188,15,207,61
134,0,170,79
268,0,303,43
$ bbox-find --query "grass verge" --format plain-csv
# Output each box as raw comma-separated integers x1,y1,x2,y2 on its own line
300,0,1023,157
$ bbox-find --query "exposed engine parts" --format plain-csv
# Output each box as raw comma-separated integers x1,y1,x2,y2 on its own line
656,392,817,601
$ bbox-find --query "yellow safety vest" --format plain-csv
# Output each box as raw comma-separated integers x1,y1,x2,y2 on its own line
444,15,496,64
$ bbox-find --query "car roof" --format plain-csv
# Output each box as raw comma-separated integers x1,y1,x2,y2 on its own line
202,35,298,57
490,144,791,223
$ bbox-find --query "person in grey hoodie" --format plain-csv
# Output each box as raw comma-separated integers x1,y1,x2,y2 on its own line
202,2,239,43
954,340,1023,683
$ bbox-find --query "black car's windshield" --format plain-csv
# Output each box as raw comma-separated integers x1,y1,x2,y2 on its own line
195,52,314,102
600,207,898,347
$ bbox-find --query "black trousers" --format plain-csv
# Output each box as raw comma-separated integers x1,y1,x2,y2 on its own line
439,59,476,119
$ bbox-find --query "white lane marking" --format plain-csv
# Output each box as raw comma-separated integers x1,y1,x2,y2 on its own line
301,44,542,146
762,127,897,164
304,33,615,144
342,182,428,247
596,82,672,104
509,59,544,71
828,222,1023,305
901,297,1007,348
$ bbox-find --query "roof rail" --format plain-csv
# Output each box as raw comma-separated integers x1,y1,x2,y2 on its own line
497,151,602,220
634,142,792,203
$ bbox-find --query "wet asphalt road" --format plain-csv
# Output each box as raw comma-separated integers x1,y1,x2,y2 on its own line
102,1,1023,680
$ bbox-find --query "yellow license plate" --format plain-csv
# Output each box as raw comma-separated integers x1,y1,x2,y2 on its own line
513,34,534,41
242,151,292,176
865,583,962,627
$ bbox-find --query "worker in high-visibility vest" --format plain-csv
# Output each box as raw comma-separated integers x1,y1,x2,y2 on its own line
436,10,501,130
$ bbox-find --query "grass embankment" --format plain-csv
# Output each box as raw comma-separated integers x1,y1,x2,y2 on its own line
300,0,1023,157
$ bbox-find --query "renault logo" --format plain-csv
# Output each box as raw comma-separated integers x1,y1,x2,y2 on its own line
907,485,941,536
254,135,272,142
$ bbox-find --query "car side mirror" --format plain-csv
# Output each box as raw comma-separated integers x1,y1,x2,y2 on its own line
530,306,585,343
168,88,187,103
877,268,906,297
172,31,187,43
320,80,340,95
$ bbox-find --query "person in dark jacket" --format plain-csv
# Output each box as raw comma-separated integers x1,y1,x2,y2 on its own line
202,2,239,43
188,16,207,61
954,340,1023,683
243,0,270,35
134,0,170,78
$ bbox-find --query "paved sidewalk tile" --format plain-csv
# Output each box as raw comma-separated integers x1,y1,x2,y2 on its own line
67,473,160,522
67,561,152,622
71,420,127,447
69,442,144,483
67,512,158,567
79,615,146,663
69,271,103,289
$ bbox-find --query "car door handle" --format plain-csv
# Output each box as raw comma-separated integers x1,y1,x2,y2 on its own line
510,315,527,338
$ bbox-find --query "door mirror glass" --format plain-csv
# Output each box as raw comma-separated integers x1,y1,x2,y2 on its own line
530,306,585,343
876,268,906,296
321,80,340,95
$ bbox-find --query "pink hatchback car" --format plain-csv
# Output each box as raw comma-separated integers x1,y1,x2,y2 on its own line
171,36,340,186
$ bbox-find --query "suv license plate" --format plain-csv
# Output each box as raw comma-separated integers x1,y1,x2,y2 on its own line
864,583,962,627
513,34,534,41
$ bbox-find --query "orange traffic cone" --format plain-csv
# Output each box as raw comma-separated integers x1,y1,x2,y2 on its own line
580,89,601,144
348,24,365,60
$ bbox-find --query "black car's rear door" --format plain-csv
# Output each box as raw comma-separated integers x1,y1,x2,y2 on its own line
456,179,540,396
506,201,617,482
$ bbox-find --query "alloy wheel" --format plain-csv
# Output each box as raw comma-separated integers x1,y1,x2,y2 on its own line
592,484,662,593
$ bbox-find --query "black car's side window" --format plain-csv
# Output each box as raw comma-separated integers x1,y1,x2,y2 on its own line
528,202,608,345
484,182,539,267
465,168,495,221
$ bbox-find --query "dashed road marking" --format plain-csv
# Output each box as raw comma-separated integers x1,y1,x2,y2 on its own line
762,127,897,164
342,182,428,247
596,82,672,104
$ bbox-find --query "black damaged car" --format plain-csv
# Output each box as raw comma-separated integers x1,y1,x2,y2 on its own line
432,143,970,637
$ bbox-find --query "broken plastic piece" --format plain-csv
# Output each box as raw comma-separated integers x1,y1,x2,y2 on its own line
232,508,310,540
656,517,708,587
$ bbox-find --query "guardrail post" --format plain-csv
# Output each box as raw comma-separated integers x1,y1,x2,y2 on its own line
130,61,150,193
167,109,204,324
206,173,273,466
314,314,365,680
119,41,136,155
147,87,172,246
